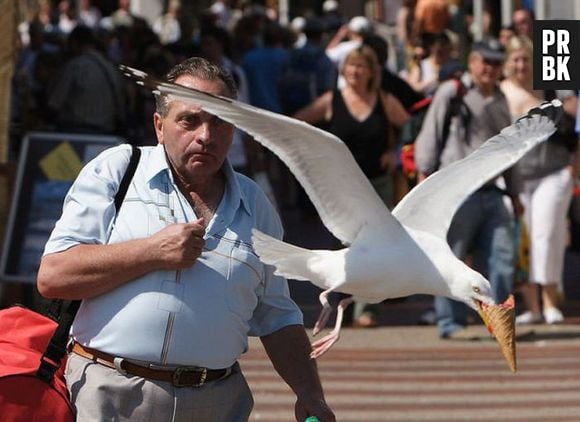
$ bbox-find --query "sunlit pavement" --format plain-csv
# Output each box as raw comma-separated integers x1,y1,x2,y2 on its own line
242,310,580,421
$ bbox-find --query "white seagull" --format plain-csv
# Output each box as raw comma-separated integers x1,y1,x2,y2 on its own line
121,65,560,363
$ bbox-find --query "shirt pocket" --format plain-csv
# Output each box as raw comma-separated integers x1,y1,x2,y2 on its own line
225,244,264,320
147,184,177,235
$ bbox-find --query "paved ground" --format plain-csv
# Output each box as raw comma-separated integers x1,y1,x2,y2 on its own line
242,319,580,421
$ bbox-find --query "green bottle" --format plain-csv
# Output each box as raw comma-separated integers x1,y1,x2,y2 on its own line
304,417,320,422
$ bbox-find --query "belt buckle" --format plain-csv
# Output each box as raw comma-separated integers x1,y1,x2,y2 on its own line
172,366,207,388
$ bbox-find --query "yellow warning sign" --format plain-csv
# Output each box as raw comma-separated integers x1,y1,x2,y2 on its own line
39,141,83,181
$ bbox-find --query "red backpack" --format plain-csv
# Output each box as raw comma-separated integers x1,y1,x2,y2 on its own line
0,305,75,421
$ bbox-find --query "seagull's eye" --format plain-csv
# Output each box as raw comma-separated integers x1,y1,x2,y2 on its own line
472,286,481,294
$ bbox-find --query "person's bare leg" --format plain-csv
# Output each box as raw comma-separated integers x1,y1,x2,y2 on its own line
520,282,541,315
542,283,561,310
542,283,564,324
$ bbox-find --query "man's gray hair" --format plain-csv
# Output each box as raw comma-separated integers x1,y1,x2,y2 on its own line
155,57,238,116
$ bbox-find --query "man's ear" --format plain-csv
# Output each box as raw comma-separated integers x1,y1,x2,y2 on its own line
154,112,164,144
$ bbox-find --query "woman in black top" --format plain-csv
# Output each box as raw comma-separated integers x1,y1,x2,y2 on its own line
293,45,410,326
294,45,409,206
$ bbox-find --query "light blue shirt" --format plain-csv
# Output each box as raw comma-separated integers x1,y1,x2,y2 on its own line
44,144,302,369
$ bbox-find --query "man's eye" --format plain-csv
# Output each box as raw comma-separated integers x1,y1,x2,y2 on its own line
211,115,227,126
181,116,199,126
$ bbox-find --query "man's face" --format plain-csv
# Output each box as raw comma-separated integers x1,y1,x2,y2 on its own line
513,10,532,37
469,53,503,91
154,75,234,181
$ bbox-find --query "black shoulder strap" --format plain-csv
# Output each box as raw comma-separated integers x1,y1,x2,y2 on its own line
435,79,470,170
115,145,141,212
38,144,141,384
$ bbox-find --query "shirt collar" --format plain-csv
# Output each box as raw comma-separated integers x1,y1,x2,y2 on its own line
221,158,252,217
145,144,170,183
145,144,252,216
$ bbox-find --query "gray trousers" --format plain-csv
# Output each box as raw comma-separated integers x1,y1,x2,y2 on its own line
65,353,254,422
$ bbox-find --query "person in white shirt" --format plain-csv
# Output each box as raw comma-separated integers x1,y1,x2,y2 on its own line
326,16,373,89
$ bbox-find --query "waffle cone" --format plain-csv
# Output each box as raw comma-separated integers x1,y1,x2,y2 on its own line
480,295,517,372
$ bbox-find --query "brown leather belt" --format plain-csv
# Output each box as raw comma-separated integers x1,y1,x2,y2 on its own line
72,342,234,387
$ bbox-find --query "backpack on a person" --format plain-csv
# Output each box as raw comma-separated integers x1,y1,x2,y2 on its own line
398,78,468,183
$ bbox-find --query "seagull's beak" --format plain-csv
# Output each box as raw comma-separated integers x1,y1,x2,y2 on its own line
475,296,517,373
474,299,492,333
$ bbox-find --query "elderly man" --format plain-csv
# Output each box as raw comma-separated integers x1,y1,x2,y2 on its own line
38,57,335,422
415,39,518,339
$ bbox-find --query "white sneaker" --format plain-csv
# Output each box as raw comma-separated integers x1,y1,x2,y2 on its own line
515,311,543,325
543,308,564,325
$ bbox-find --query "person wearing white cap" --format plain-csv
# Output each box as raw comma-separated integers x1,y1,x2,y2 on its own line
322,0,339,13
290,16,307,48
321,0,346,32
326,16,374,89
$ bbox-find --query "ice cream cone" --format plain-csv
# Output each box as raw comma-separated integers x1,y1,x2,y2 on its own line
478,295,517,372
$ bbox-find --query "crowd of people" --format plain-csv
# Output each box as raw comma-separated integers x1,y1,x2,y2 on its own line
10,0,579,337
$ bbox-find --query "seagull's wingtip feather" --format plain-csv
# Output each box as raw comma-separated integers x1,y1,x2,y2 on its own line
516,98,563,126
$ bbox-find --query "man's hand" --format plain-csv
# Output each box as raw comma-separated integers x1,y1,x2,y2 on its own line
38,218,207,299
150,218,206,270
261,325,336,422
295,397,336,422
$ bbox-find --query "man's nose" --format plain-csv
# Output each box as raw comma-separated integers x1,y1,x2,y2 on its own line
196,120,213,145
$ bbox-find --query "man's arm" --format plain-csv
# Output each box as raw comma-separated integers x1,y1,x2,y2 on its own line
37,219,205,300
325,24,349,52
261,325,335,422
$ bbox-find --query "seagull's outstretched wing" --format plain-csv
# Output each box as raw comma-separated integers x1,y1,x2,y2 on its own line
121,65,397,245
393,101,561,237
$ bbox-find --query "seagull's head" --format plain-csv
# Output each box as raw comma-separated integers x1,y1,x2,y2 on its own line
449,266,495,319
448,263,517,372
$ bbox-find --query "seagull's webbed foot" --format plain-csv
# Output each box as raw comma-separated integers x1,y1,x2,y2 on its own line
312,290,333,336
310,296,354,359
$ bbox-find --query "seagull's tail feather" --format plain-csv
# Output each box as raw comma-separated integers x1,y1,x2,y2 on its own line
252,229,331,289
